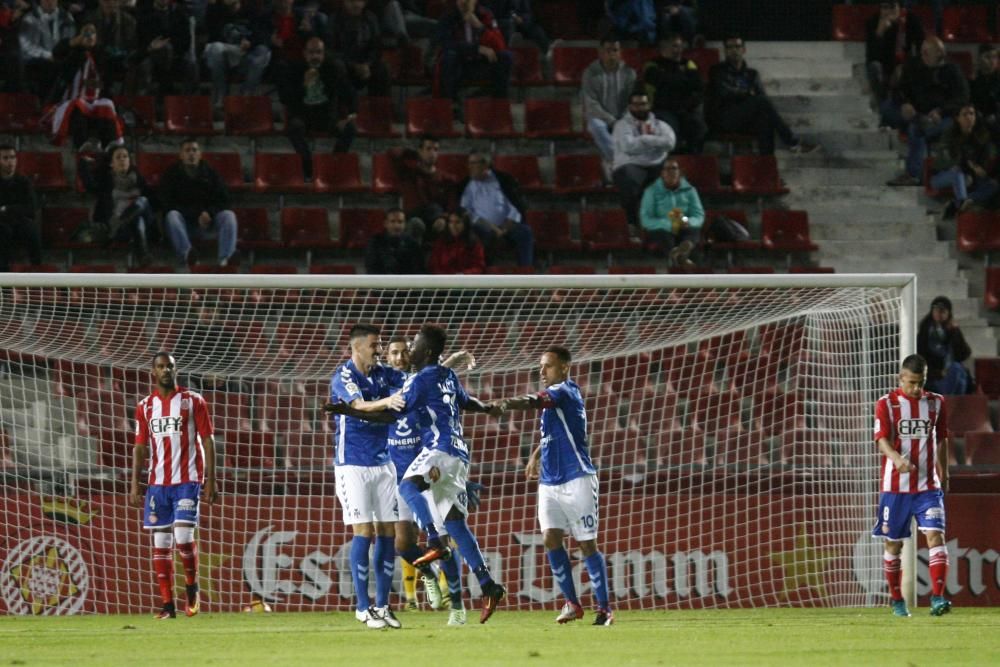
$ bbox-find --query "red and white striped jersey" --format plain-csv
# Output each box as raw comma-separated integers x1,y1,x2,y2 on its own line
873,388,948,493
135,387,213,487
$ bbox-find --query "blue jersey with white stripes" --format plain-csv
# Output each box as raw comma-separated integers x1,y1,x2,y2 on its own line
537,379,595,485
387,370,423,481
398,364,471,463
329,360,403,466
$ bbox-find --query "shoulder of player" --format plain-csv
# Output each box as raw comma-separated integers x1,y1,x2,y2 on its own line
924,390,947,404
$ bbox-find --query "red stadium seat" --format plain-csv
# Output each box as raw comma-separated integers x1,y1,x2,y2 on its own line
964,431,1000,466
788,265,835,273
202,389,253,450
314,153,367,193
281,208,336,248
682,48,719,83
310,264,357,274
405,97,460,138
945,394,992,438
831,4,878,41
0,93,41,134
554,154,606,195
579,209,641,252
202,152,248,191
731,155,789,195
69,264,116,272
985,268,1000,311
552,47,594,86
486,265,535,274
16,151,68,191
112,95,156,132
136,152,178,188
254,153,309,193
923,158,948,198
727,265,775,273
675,155,728,195
524,99,577,139
163,95,216,135
382,44,429,85
493,155,549,193
371,152,399,194
761,210,818,252
223,95,274,136
471,432,523,472
232,207,279,251
781,429,833,467
339,209,384,250
464,98,517,139
511,47,545,85
525,210,580,251
608,265,656,274
229,431,276,469
941,6,991,43
355,96,399,138
548,265,596,274
974,358,1000,398
956,210,1000,254
435,153,468,182
703,209,760,252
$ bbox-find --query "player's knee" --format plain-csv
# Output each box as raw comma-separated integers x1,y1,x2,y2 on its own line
542,530,564,551
883,539,903,555
577,539,598,557
153,530,174,549
926,531,945,548
353,523,375,538
174,524,195,544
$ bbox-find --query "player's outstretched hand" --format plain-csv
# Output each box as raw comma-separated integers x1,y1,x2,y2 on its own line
203,478,218,506
465,481,485,510
386,392,406,411
524,456,540,481
445,350,476,371
895,458,912,473
485,401,505,417
323,401,349,414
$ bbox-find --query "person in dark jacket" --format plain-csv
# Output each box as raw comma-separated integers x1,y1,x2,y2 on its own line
917,295,973,395
365,208,425,274
278,37,357,181
203,0,269,106
82,0,138,92
134,0,197,97
0,144,42,270
482,0,549,53
78,143,156,264
329,0,390,97
969,45,1000,132
644,32,706,154
930,104,998,218
160,138,238,268
435,0,512,107
707,35,817,156
865,1,923,115
392,135,456,234
458,151,532,266
428,209,485,274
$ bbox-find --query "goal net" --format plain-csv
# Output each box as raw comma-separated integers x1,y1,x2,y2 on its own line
0,273,913,615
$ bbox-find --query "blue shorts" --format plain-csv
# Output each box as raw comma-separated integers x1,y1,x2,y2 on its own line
143,482,202,529
871,489,946,541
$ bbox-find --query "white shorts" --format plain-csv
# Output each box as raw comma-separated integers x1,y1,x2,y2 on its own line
335,463,398,525
404,448,470,519
538,474,600,541
395,485,448,534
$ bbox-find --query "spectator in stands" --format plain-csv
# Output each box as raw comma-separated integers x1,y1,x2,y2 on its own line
886,36,969,187
330,0,391,98
0,0,31,92
160,138,238,268
83,0,136,93
428,209,485,274
49,23,125,150
78,144,156,265
365,207,425,274
0,144,42,270
865,1,923,117
644,32,706,154
459,151,532,266
917,295,973,395
612,91,675,232
135,0,197,98
392,134,456,237
930,105,997,219
253,0,327,79
203,0,269,107
707,36,818,156
397,0,439,41
18,0,76,99
606,0,656,46
582,37,636,179
278,37,357,182
483,0,549,54
969,45,999,132
656,1,697,47
435,0,512,113
639,157,703,266
367,0,410,46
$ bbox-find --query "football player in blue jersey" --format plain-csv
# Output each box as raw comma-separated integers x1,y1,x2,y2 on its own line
497,346,614,626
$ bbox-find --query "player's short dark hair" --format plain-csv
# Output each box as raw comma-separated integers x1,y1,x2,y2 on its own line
152,351,175,365
629,90,649,103
0,143,15,153
545,346,572,364
387,335,409,346
419,324,447,359
385,207,405,219
599,34,619,47
349,324,380,341
180,137,200,148
724,35,744,46
901,354,927,375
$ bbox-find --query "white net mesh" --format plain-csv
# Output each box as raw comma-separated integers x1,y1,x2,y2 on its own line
0,275,910,614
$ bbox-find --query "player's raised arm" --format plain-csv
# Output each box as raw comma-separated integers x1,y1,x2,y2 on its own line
499,393,548,411
324,399,400,423
442,350,476,371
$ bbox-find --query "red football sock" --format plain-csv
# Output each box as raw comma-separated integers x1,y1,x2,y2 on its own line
153,547,174,605
177,541,198,587
928,545,948,596
883,552,902,600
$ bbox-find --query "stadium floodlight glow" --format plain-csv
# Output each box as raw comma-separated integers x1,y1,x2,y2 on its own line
0,273,915,614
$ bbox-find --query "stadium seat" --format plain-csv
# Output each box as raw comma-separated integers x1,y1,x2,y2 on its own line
674,155,728,196
975,358,1000,398
16,151,68,191
254,153,309,193
405,97,460,138
10,263,61,272
371,152,399,194
485,265,535,274
281,208,336,248
621,47,657,74
314,153,367,193
548,265,596,274
202,389,253,448
682,48,720,83
703,209,760,252
552,46,594,86
554,154,606,194
831,4,878,41
232,207,279,251
223,95,273,136
355,96,399,138
127,264,175,273
608,265,656,274
163,95,216,135
492,155,549,193
761,210,818,252
0,92,41,134
945,394,992,438
525,210,579,251
511,46,545,85
579,210,641,252
435,153,468,182
781,429,833,467
69,264,116,272
309,264,357,274
464,98,517,139
986,268,1000,311
728,265,775,273
956,210,1000,254
382,44,429,85
941,6,991,43
922,158,948,198
470,432,523,472
788,265,835,273
41,207,91,249
964,431,1000,466
731,155,789,195
229,431,276,469
524,99,577,139
339,209,385,250
202,152,248,191
135,152,178,188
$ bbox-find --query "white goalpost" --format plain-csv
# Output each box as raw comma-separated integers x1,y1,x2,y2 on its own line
0,273,916,615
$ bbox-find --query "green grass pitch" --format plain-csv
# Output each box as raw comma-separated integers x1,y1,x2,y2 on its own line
2,608,999,666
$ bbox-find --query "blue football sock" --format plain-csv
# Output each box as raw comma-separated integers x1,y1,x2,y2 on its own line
445,518,491,586
547,548,580,606
439,552,463,608
584,551,610,610
373,536,395,608
399,480,439,540
350,535,371,611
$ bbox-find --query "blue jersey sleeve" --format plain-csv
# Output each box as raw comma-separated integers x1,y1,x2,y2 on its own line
399,373,425,412
541,383,569,407
331,366,363,404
